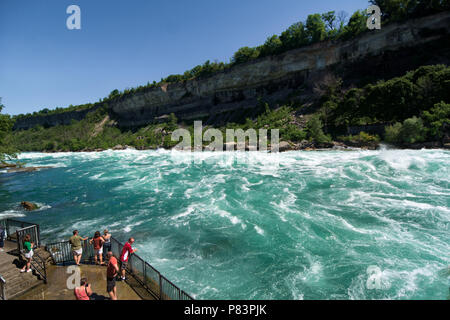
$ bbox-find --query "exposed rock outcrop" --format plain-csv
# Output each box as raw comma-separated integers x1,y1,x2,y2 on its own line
14,105,102,131
21,201,39,211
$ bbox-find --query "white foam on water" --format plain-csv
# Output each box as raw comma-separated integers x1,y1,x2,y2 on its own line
171,205,195,220
71,218,105,232
254,225,265,235
217,209,245,228
0,210,25,219
35,203,52,211
269,187,301,222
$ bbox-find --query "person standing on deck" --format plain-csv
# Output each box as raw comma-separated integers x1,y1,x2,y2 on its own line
102,229,111,262
70,230,88,266
119,237,137,281
20,234,33,273
0,224,5,252
90,231,105,265
106,251,119,300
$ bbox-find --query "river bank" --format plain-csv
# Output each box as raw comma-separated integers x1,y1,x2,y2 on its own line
23,139,450,155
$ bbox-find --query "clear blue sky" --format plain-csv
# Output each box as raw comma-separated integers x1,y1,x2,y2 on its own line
0,0,369,115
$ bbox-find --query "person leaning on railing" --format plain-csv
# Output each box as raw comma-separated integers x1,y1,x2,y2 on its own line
69,230,88,266
89,231,105,265
119,237,137,281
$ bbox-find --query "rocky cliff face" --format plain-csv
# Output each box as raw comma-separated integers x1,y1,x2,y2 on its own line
13,11,450,130
13,106,101,130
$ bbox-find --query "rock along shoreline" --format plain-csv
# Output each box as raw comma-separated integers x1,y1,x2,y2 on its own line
35,139,450,154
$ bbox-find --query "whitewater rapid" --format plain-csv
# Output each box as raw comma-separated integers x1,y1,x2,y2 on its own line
0,149,449,299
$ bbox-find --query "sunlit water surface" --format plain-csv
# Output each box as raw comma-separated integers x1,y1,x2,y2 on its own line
0,149,449,299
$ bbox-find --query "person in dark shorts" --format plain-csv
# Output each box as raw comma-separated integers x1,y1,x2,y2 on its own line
106,251,119,300
119,237,137,281
102,229,111,262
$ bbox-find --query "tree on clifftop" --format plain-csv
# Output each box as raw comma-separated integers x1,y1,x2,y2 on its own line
370,0,450,22
0,98,17,161
306,14,327,43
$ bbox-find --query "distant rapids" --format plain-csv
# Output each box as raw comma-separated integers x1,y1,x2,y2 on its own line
0,149,449,299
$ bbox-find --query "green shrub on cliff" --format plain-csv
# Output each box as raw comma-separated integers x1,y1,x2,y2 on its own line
282,124,307,142
307,115,332,144
306,14,327,42
279,22,309,51
339,10,369,40
338,132,380,144
385,123,404,144
423,101,450,139
232,47,261,64
370,0,450,23
165,113,178,132
328,65,450,130
0,98,17,161
385,116,426,144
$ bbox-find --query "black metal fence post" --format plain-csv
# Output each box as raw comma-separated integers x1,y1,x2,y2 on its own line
159,274,163,300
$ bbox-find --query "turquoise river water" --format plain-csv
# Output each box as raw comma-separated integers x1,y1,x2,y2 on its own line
0,149,449,299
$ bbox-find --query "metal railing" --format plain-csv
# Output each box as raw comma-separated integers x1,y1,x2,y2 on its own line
45,239,97,265
16,224,41,251
46,237,193,300
29,250,48,284
1,219,37,242
15,223,47,284
0,275,5,300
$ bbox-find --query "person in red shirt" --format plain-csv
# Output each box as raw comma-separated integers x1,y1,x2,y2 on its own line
120,238,137,281
89,231,105,265
74,278,92,300
106,251,119,300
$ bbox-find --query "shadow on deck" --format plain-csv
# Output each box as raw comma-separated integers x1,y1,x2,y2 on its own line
16,263,145,300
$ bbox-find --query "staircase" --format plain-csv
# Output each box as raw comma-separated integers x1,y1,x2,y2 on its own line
0,241,50,300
